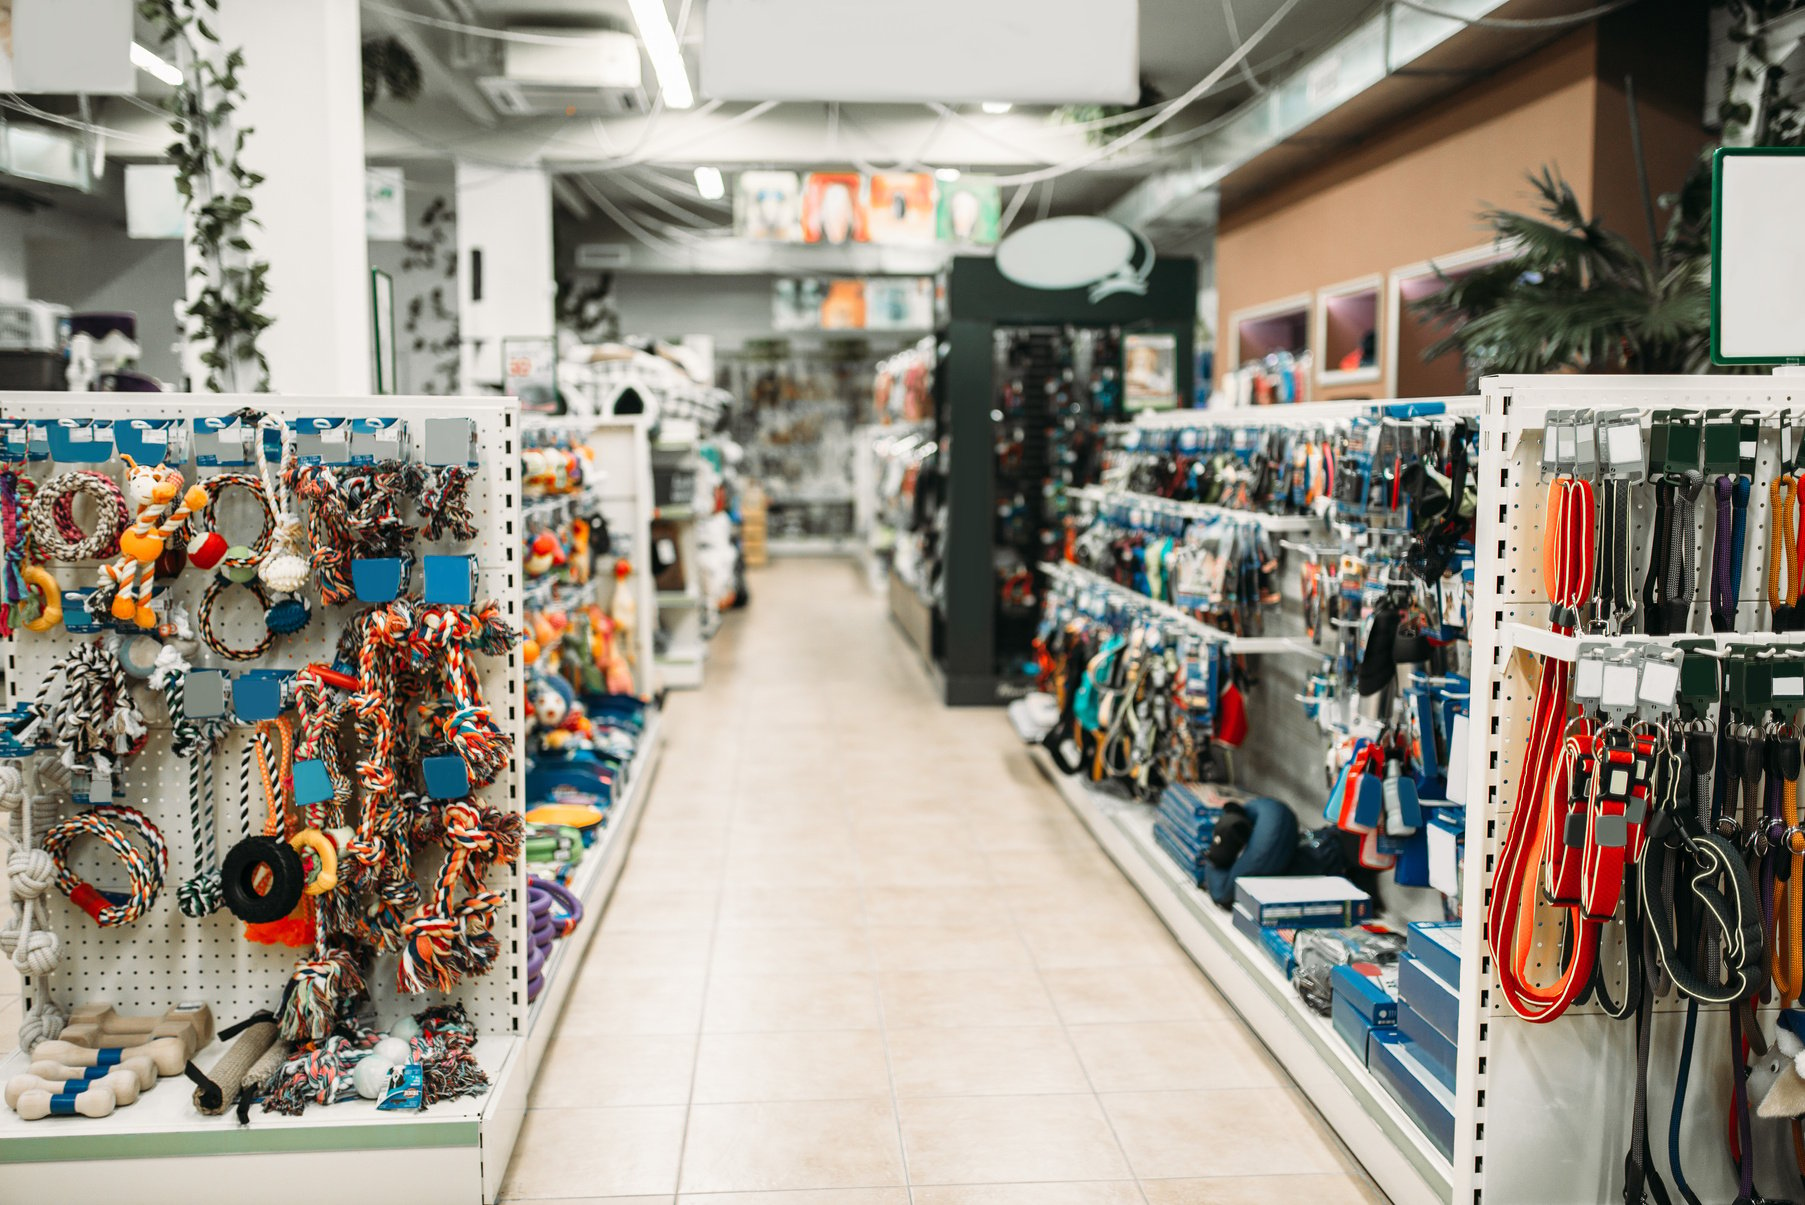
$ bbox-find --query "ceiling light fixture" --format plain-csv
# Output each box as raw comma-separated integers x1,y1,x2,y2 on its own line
981,102,1013,114
130,41,183,87
934,167,961,182
694,165,725,200
627,0,694,110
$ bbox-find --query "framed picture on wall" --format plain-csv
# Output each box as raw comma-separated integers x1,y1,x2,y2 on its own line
802,172,868,244
868,173,937,245
1124,332,1178,411
735,170,803,241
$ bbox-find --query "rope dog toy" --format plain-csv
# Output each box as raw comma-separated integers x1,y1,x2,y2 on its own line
18,641,148,784
27,471,127,562
221,720,306,930
0,763,64,1050
101,457,188,629
29,1054,157,1092
34,1034,188,1077
403,463,478,542
198,573,275,661
8,1065,141,1107
396,799,522,993
150,645,231,916
42,804,167,927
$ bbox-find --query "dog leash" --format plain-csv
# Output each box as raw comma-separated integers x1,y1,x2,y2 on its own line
1489,474,1599,1022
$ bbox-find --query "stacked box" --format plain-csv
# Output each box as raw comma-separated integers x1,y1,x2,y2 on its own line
1152,782,1232,886
1234,876,1372,929
1330,962,1398,1067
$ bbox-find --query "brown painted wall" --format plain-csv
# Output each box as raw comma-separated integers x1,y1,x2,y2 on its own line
1215,30,1606,396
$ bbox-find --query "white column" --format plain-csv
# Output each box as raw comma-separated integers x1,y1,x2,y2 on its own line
456,162,554,391
211,0,370,394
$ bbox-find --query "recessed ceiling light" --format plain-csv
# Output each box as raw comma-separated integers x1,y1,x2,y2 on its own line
981,102,1013,115
934,168,961,182
130,42,182,87
694,165,725,200
627,0,694,110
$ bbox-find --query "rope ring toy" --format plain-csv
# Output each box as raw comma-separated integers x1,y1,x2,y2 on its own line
289,829,338,895
42,805,168,927
18,564,60,633
220,835,306,924
27,472,127,562
193,473,275,581
199,575,275,661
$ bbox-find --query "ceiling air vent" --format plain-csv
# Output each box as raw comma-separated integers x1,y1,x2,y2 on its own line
477,27,646,116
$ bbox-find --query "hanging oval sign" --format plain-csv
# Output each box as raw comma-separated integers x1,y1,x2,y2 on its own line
994,215,1155,302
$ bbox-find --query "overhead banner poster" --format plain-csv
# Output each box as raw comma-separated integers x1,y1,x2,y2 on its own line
774,277,935,331
938,178,1002,246
802,172,868,245
867,172,937,245
735,170,802,242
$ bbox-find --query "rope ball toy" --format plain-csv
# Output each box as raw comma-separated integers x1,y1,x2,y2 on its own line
41,804,168,927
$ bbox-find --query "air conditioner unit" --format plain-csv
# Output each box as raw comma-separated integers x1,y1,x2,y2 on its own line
478,27,646,116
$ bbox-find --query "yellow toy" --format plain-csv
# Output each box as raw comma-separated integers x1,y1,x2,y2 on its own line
104,456,192,629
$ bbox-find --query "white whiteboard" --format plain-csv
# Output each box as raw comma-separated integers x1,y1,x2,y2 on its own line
1715,151,1805,362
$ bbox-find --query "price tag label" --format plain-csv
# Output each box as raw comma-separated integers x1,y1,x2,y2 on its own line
1639,657,1681,708
1602,661,1640,709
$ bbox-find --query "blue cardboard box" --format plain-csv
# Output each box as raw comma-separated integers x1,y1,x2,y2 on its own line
1370,1029,1455,1159
1397,953,1459,1046
1234,876,1372,929
1406,920,1463,987
1398,1000,1456,1090
1330,962,1398,1026
1231,903,1297,978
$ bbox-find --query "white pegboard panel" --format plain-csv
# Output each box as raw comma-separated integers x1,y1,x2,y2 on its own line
1,394,526,1040
1459,377,1805,1205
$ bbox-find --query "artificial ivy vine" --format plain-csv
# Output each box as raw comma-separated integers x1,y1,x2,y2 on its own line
139,0,273,391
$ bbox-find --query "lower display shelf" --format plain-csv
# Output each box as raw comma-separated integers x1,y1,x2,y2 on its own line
0,713,666,1205
1026,746,1453,1205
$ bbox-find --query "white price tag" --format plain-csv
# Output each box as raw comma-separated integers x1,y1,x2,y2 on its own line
1774,666,1805,699
67,424,94,442
1444,713,1470,806
1575,656,1605,701
140,426,168,445
1602,662,1639,708
1607,422,1642,465
656,538,678,563
1639,659,1680,707
320,426,348,444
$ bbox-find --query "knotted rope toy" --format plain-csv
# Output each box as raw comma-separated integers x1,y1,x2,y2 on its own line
0,762,65,1050
41,803,168,927
18,641,148,790
150,645,231,917
403,462,478,543
396,799,522,993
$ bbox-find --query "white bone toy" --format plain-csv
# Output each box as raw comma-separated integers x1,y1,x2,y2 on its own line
29,1056,157,1093
34,1036,186,1077
59,1003,214,1058
13,1085,115,1120
7,1067,141,1108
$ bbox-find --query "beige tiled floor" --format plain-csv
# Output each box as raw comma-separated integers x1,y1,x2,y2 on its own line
501,560,1387,1205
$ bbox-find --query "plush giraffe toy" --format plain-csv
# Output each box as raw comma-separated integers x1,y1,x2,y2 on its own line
105,456,192,629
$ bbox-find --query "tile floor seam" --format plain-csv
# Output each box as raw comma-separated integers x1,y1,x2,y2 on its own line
662,742,737,1200
849,777,916,1205
1024,935,1153,1205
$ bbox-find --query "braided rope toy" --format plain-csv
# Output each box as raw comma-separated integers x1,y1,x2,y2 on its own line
42,803,168,927
26,471,127,563
149,646,231,917
404,463,478,543
19,642,149,784
0,763,65,1050
198,574,275,661
1,468,40,635
396,799,522,994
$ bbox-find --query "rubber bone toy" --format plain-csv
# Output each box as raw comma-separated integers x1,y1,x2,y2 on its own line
33,1036,188,1077
31,1053,158,1092
104,457,193,629
12,1085,116,1120
59,1002,214,1058
7,1065,143,1107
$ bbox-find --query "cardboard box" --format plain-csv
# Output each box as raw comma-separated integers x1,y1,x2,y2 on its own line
1234,876,1372,929
1397,953,1459,1046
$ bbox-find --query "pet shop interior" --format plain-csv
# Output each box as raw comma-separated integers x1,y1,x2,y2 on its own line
1,2,1801,1203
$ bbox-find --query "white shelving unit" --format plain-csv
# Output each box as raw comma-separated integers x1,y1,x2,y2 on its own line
0,397,668,1204
652,437,708,691
1026,748,1450,1205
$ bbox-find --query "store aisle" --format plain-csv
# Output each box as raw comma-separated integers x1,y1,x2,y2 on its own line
502,560,1385,1205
